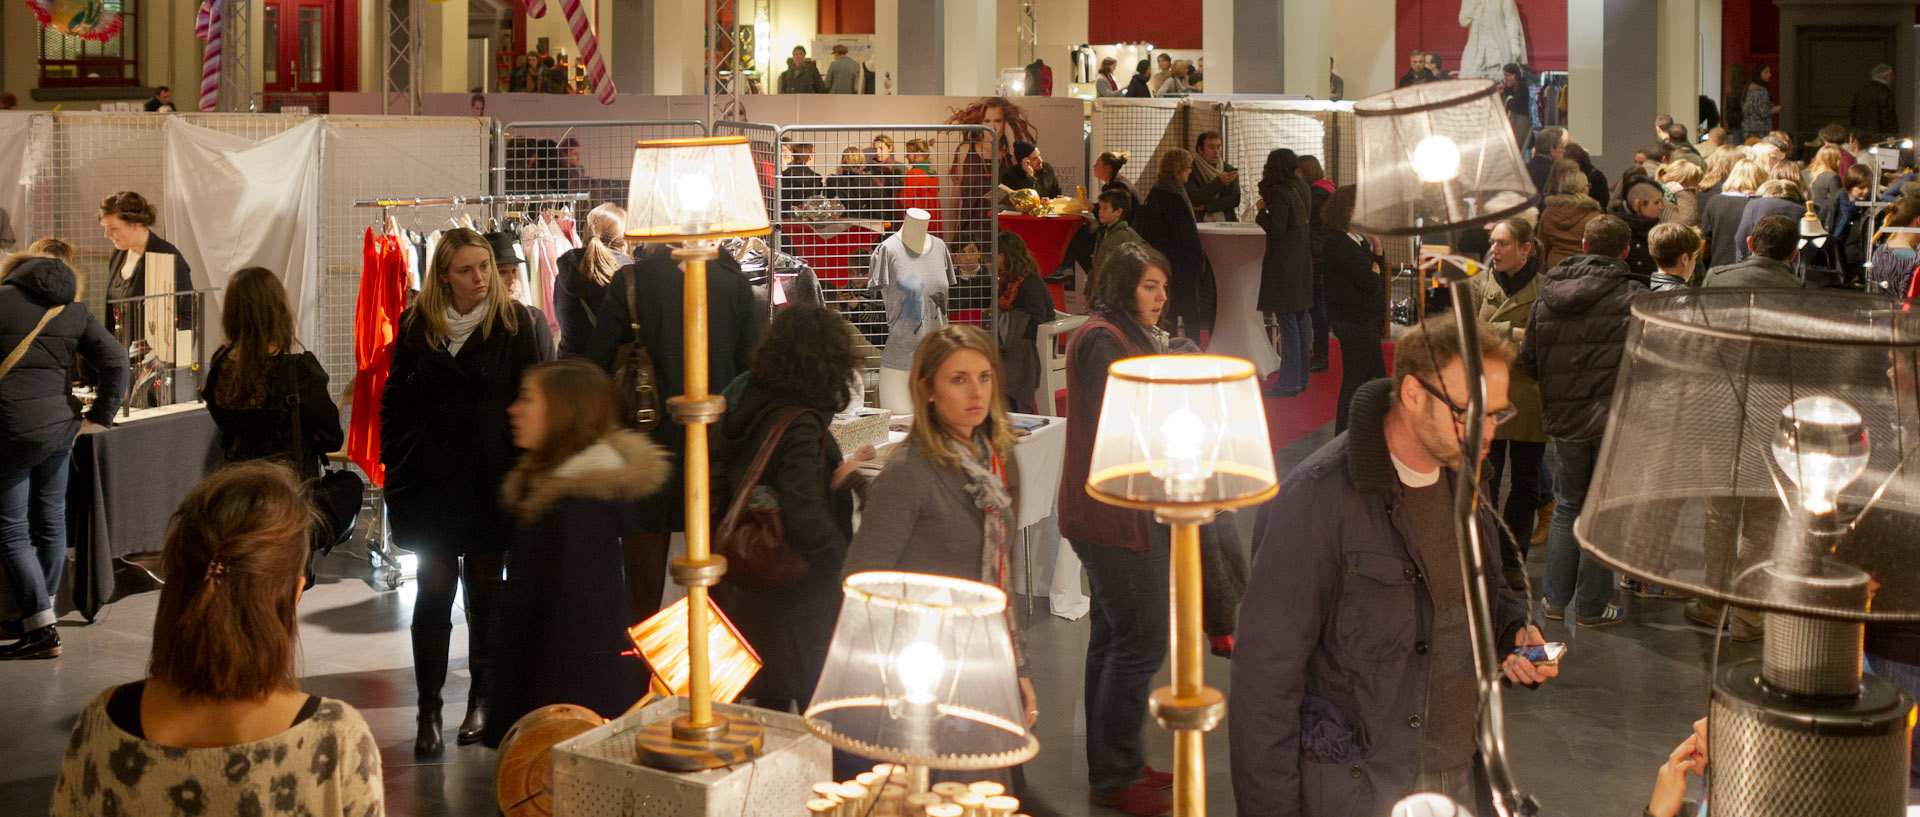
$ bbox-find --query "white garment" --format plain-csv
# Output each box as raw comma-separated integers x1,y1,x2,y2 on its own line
1391,452,1442,487
0,113,36,253
1458,0,1527,80
443,303,486,355
160,117,332,350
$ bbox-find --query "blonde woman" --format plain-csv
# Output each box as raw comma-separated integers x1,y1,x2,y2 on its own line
380,227,542,756
555,203,631,357
1700,160,1768,268
1807,145,1847,217
1538,158,1602,267
1656,161,1704,227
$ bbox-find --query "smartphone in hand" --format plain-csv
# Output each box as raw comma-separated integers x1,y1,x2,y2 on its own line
1514,642,1567,666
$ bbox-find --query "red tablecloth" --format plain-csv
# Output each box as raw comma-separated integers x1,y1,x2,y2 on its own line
999,212,1088,311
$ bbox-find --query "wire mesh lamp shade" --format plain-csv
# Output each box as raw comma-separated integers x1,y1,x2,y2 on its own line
1575,289,1920,620
625,136,771,243
1087,356,1279,510
1351,79,1535,236
804,572,1038,770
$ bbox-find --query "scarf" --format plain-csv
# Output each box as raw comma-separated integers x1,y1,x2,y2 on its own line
1192,152,1223,186
913,162,933,175
1492,255,1539,297
955,431,1023,673
443,303,487,355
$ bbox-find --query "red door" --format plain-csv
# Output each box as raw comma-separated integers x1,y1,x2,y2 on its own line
264,0,354,93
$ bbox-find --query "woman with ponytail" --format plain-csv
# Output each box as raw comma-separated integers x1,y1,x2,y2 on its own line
52,462,383,817
554,203,632,357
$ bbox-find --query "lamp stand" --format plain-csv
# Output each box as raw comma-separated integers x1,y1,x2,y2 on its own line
1150,507,1227,817
634,242,766,771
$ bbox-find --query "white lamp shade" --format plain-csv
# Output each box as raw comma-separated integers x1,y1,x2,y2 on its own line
805,572,1038,770
625,135,771,243
1086,355,1278,510
1351,79,1536,236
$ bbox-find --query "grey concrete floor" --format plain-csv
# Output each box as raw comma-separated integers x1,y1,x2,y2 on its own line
0,426,1778,816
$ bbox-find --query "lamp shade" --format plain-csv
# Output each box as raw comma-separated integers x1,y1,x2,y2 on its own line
1086,355,1278,510
1351,79,1535,236
805,572,1038,770
627,594,762,703
1575,289,1920,620
625,135,771,243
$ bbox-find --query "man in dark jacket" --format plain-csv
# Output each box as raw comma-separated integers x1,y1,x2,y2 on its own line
1521,215,1645,627
0,255,128,659
1528,127,1569,197
1231,316,1552,817
1704,214,1801,288
778,46,826,94
1186,131,1241,222
1849,64,1899,141
1619,177,1664,279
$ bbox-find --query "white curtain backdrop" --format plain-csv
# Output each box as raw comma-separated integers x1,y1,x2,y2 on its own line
160,117,332,350
0,112,38,252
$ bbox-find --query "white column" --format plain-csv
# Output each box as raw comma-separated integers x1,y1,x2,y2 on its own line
1282,0,1330,97
944,0,995,96
1697,0,1723,128
1330,0,1395,99
423,0,469,92
1203,0,1233,93
1657,0,1701,133
653,0,692,94
1567,0,1605,158
874,0,899,92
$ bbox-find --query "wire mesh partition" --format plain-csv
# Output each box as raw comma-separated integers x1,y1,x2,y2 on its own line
494,120,708,215
1221,102,1342,223
1089,98,1191,197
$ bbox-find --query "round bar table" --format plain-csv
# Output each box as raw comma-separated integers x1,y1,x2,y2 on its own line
1195,222,1281,377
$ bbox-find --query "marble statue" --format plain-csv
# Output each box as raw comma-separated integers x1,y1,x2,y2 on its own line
1458,0,1528,79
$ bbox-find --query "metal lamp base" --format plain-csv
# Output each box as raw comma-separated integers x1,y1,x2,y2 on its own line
635,713,766,771
1708,658,1912,817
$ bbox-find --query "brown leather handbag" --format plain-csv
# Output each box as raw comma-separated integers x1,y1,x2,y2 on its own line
714,407,818,592
612,269,661,432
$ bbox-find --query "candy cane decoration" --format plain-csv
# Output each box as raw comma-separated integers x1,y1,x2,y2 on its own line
525,0,614,103
196,0,220,112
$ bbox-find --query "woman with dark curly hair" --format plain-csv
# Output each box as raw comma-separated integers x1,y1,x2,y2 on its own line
713,305,869,712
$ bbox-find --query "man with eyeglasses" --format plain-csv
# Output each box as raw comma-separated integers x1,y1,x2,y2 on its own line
1230,315,1555,816
1520,214,1649,628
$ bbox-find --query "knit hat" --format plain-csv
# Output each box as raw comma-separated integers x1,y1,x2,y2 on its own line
1012,140,1037,162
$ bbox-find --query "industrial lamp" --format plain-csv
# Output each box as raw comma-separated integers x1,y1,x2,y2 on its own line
805,572,1038,794
1576,289,1920,817
1351,78,1536,235
1085,355,1277,817
624,134,772,770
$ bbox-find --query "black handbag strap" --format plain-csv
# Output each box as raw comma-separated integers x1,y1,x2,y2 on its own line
718,407,824,534
625,266,641,338
281,354,315,473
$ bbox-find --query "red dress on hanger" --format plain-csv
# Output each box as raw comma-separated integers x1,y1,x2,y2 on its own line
346,227,409,486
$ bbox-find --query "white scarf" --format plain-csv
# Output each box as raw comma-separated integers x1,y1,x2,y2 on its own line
443,303,487,355
1192,152,1223,186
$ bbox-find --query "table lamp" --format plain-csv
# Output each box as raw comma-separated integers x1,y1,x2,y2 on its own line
624,135,772,771
1351,78,1542,817
1084,355,1277,817
805,571,1039,794
627,594,763,706
1576,289,1920,817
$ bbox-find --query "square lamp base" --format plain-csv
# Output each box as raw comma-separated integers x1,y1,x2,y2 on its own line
552,697,830,817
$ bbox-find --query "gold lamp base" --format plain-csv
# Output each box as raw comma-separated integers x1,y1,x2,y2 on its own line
634,712,766,771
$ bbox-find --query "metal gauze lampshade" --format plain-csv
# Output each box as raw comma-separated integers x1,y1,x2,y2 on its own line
625,135,771,243
1575,289,1920,620
805,572,1038,770
1087,355,1278,509
1351,78,1535,236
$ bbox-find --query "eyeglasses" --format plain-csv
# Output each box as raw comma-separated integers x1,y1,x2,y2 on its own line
1415,378,1518,426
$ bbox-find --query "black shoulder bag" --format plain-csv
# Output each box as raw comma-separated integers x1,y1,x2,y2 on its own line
285,356,364,559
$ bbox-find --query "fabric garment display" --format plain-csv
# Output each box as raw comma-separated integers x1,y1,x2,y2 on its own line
347,226,410,486
783,221,883,289
867,231,956,371
730,238,825,315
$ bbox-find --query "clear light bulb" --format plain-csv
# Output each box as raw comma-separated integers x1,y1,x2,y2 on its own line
673,170,716,231
895,641,944,705
1411,134,1462,183
1772,395,1869,516
1156,407,1210,500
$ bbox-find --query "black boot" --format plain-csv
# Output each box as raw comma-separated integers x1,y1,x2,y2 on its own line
456,656,490,745
412,624,450,757
457,569,502,746
0,625,60,660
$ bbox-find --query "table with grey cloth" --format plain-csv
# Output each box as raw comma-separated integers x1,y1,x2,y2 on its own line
66,404,222,619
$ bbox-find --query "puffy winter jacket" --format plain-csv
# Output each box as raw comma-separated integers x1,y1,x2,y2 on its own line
0,256,128,474
1518,253,1648,442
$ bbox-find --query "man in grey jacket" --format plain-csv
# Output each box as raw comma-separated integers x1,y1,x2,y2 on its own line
1230,316,1553,817
824,44,860,94
1703,214,1801,288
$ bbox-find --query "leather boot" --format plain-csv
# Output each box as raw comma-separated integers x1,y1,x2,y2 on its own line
412,624,450,757
0,625,60,660
457,568,502,746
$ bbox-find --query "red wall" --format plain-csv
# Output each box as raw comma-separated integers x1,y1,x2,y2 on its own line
1395,0,1568,75
1088,0,1203,49
1718,0,1778,105
819,0,875,35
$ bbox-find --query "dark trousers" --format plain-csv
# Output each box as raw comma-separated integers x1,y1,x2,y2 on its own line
1274,311,1312,394
1485,440,1547,573
1331,321,1385,434
1309,264,1329,358
1072,526,1170,797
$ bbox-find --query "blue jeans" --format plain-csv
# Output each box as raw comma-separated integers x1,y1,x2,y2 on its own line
1864,654,1920,785
1072,525,1171,797
1542,440,1613,617
0,447,73,630
1274,311,1312,394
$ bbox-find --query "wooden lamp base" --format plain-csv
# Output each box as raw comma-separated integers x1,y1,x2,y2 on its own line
634,712,766,771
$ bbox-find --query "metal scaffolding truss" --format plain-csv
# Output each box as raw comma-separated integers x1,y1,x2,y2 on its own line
707,0,746,125
382,0,424,115
219,0,252,111
1016,0,1036,68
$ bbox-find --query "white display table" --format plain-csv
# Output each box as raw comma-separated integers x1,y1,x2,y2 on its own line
1195,222,1282,377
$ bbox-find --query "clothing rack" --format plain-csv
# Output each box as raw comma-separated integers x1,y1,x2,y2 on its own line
352,193,588,222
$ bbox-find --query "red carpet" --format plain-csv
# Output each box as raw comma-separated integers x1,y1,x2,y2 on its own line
1262,340,1397,452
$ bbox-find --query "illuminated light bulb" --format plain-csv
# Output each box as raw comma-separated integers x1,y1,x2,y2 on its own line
895,641,944,705
673,171,715,230
1411,134,1462,183
1771,395,1868,516
1904,139,1914,149
1157,407,1210,499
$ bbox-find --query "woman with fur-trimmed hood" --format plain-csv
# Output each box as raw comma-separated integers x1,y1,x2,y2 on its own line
482,359,671,746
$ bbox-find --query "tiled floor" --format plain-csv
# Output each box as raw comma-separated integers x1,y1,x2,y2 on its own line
0,427,1798,816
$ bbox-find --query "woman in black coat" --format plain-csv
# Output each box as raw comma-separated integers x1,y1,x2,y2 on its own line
1131,148,1208,338
205,268,343,479
713,305,862,712
553,203,631,357
1317,186,1387,434
484,360,670,746
1124,59,1153,97
380,228,543,757
98,192,195,352
0,254,126,660
583,243,764,625
1256,149,1315,397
